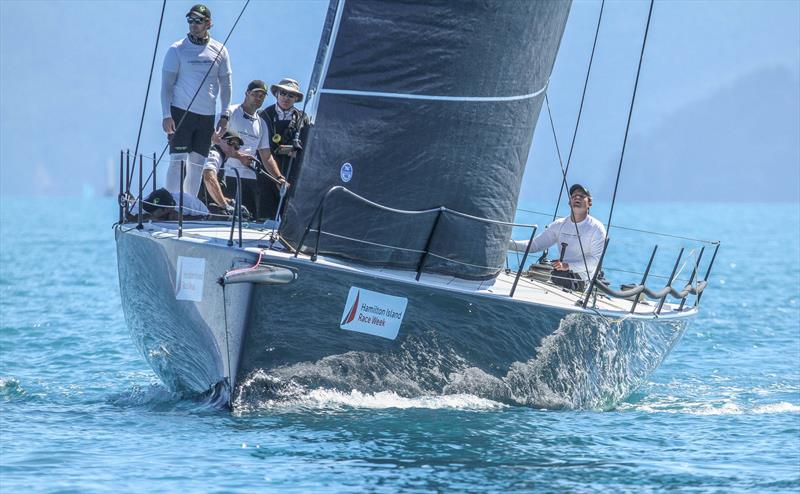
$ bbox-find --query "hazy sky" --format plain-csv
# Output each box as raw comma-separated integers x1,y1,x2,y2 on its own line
0,0,798,199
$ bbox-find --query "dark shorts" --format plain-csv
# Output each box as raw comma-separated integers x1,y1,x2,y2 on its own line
169,106,214,157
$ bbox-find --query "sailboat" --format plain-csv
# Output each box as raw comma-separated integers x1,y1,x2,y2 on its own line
115,0,718,410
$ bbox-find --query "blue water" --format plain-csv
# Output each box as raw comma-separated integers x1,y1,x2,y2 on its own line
1,198,798,493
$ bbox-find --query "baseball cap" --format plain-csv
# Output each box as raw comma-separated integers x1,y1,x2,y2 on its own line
143,188,176,214
186,4,211,19
569,184,591,197
247,80,268,93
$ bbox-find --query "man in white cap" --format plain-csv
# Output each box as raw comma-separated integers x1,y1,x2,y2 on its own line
161,4,232,198
258,78,310,220
510,184,607,291
202,80,285,218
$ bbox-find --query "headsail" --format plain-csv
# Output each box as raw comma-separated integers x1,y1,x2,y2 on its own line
281,0,571,279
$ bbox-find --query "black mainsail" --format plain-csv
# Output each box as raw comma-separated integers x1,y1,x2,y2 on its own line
281,0,571,279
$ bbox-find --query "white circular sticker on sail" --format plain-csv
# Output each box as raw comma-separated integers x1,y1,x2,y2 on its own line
340,162,353,183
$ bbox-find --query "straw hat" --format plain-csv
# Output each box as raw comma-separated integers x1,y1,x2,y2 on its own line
270,78,304,102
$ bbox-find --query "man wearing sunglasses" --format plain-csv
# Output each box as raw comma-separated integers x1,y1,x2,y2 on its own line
201,80,285,218
258,78,310,220
161,4,232,200
201,129,242,214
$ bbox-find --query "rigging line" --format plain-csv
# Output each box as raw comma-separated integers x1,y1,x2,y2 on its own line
544,95,567,189
542,93,591,279
606,0,654,234
585,0,655,307
138,0,251,194
517,207,718,245
550,0,606,222
543,92,590,281
531,0,604,276
220,283,234,395
128,0,166,188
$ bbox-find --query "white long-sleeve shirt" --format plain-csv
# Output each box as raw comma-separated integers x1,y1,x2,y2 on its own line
161,36,232,117
511,215,607,281
221,104,270,180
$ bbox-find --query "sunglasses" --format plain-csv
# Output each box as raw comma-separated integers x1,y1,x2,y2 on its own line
187,16,207,25
278,90,298,98
226,139,241,150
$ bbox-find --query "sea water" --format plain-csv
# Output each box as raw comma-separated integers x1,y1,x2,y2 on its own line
1,197,798,493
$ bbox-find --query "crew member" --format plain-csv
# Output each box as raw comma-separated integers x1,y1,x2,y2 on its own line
201,129,242,214
203,80,284,218
130,187,210,221
510,184,607,291
258,78,310,221
161,4,232,197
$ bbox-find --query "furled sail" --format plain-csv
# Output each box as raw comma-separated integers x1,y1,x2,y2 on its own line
281,0,571,279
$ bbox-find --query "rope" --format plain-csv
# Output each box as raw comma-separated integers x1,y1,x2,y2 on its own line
128,0,166,187
531,1,605,280
221,283,233,394
133,198,228,219
426,252,500,271
550,0,606,222
317,230,427,254
312,230,505,272
224,252,263,277
516,207,718,245
544,95,567,200
606,0,654,235
603,266,692,283
583,0,655,306
139,0,252,193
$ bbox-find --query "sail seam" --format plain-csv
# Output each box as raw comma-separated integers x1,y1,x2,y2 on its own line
319,83,548,102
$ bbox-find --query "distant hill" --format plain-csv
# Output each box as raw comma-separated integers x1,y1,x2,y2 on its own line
600,66,800,202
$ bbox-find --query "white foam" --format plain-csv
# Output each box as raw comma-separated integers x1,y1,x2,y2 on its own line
242,388,506,412
692,402,743,415
752,402,800,414
629,400,800,415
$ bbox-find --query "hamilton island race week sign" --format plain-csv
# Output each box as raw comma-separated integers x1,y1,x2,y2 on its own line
340,287,408,340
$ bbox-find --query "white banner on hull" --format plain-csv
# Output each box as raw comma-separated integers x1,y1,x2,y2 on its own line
175,256,205,302
340,287,408,340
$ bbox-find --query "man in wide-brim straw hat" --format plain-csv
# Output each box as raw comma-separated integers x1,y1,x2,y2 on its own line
258,78,310,220
269,78,304,102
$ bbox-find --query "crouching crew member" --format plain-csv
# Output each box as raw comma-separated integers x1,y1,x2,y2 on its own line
201,129,243,215
131,188,210,221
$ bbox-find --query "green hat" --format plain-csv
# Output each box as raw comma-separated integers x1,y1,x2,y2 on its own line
186,4,211,20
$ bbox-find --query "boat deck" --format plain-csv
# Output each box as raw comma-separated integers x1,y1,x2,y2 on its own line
126,220,695,319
